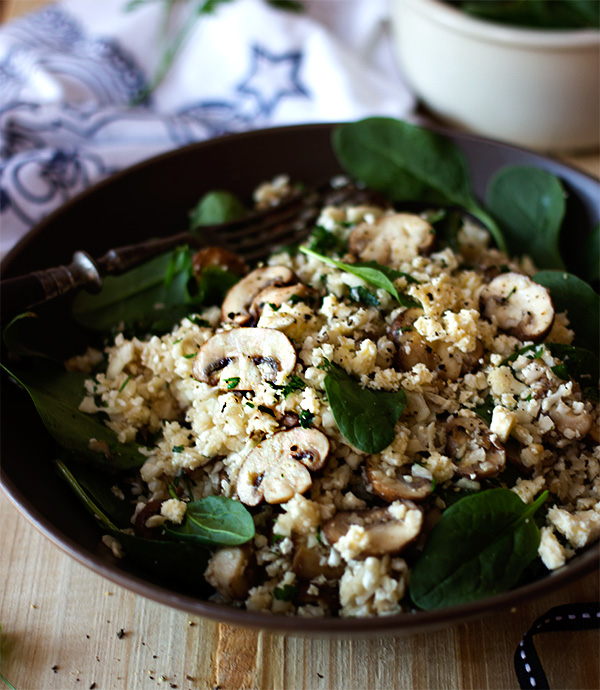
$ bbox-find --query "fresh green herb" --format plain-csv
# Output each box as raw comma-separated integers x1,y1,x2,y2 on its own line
191,317,211,328
272,533,285,544
225,377,241,390
500,344,540,367
551,364,570,381
268,374,306,397
246,402,255,409
445,1,599,30
268,303,281,311
299,410,314,428
258,405,276,417
348,285,380,307
486,166,566,270
273,584,298,601
162,495,255,545
547,343,599,400
173,337,183,344
172,445,185,453
183,352,197,359
300,246,418,307
118,376,132,393
307,226,348,256
472,394,495,425
410,489,548,609
2,364,145,470
189,189,246,229
533,271,600,353
288,293,305,305
332,117,507,251
322,360,406,453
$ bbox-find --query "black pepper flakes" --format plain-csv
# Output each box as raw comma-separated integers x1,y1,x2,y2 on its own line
51,665,59,673
117,628,126,639
89,684,97,690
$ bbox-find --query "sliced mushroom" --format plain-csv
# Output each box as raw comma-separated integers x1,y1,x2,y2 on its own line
192,328,297,389
221,266,296,324
349,213,435,266
445,416,506,479
250,283,313,320
237,428,330,506
388,310,483,381
292,545,344,581
549,401,593,439
192,246,249,277
204,544,255,600
480,272,554,341
322,503,423,558
365,457,433,502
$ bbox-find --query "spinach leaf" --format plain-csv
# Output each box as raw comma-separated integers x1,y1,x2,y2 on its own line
582,222,600,284
2,363,146,469
56,459,212,587
547,343,599,400
349,285,380,307
410,489,548,609
486,166,566,270
300,246,418,307
332,118,507,251
189,189,246,229
322,360,407,453
471,394,495,425
533,271,600,353
72,246,199,334
163,496,255,545
307,226,348,256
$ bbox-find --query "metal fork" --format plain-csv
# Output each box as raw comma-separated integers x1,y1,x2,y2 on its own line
0,176,377,320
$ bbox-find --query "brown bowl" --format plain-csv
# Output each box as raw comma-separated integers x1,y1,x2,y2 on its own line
1,123,599,636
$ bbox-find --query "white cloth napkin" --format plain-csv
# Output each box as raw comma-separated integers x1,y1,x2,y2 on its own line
0,0,416,258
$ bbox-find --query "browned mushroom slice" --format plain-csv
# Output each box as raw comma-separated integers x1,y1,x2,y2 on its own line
204,544,255,600
445,416,506,479
480,272,554,341
322,504,423,558
388,310,484,380
349,213,435,266
237,428,330,506
221,266,296,324
192,328,297,389
192,246,249,278
365,457,433,502
549,401,593,439
250,283,314,320
292,545,344,581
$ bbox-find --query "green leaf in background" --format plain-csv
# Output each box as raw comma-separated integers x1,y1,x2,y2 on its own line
300,246,418,307
189,189,247,229
72,246,197,334
410,489,548,610
56,460,212,588
582,222,600,284
332,118,507,251
163,495,255,545
2,364,146,470
322,360,406,453
486,166,566,270
533,271,600,353
547,343,599,400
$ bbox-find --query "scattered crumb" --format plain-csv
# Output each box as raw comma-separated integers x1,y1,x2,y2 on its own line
51,665,59,673
116,628,126,639
90,684,97,689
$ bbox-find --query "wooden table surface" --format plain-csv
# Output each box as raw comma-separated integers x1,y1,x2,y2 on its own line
1,2,599,689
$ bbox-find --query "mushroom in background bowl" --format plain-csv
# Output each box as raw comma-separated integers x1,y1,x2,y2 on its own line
388,0,600,152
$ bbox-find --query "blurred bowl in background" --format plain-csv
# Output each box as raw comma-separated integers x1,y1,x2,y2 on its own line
388,0,600,153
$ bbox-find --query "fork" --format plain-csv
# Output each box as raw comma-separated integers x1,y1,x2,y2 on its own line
0,176,378,320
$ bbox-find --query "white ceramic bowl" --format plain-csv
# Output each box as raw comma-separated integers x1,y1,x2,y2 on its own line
388,0,600,152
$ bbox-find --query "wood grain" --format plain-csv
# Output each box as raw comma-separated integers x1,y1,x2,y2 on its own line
1,2,599,689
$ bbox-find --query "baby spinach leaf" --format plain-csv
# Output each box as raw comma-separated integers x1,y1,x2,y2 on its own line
2,363,146,469
322,360,406,453
56,459,212,587
332,118,507,251
410,488,548,610
307,226,348,256
189,189,246,229
547,343,599,400
349,285,380,307
485,166,566,270
163,495,255,546
72,246,198,334
300,246,418,307
533,271,600,353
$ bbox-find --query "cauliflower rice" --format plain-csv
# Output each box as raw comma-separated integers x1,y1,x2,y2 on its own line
73,181,600,618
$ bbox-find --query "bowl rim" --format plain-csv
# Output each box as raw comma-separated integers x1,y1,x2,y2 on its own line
1,121,599,636
396,0,600,48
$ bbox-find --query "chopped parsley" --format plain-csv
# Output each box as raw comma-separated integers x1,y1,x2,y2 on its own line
348,285,380,307
308,225,348,256
183,352,197,359
258,405,276,417
299,410,314,428
225,377,240,389
118,375,132,393
273,584,298,601
268,374,306,398
172,445,185,453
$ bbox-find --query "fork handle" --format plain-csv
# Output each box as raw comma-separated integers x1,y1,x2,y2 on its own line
1,251,102,320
